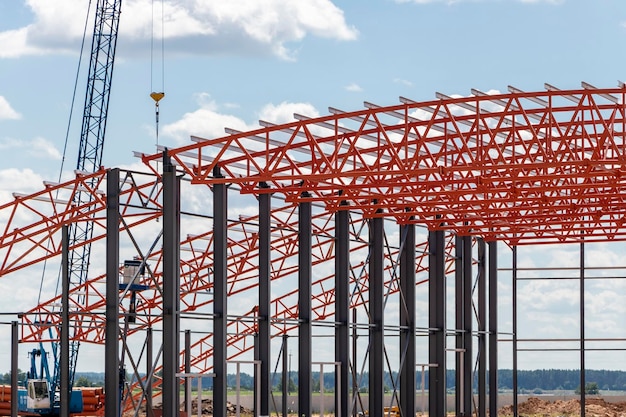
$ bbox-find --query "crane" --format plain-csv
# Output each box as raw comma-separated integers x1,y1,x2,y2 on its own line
21,0,122,414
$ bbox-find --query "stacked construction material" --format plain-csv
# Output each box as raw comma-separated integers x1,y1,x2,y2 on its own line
0,385,11,416
80,387,104,414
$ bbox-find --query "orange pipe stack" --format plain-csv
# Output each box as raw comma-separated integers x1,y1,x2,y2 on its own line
0,385,12,416
80,387,104,413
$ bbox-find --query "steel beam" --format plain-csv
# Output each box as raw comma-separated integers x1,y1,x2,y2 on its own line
213,166,228,417
298,198,312,417
258,187,271,416
163,155,181,417
335,207,350,417
429,228,446,417
105,168,120,417
369,216,384,416
488,241,498,417
400,223,416,417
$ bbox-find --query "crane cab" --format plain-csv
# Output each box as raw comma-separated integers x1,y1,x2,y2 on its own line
26,379,51,410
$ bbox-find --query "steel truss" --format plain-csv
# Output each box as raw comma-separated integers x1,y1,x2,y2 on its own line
1,84,626,416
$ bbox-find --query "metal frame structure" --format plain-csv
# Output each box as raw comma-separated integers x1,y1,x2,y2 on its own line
1,83,626,416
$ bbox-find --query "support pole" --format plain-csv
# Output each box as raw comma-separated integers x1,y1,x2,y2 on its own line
298,197,312,417
455,235,463,417
580,239,586,417
369,216,384,416
61,224,69,417
185,330,191,414
488,241,498,417
105,168,120,417
147,327,153,417
213,166,228,417
477,239,487,417
282,335,288,417
163,154,181,417
11,321,17,417
400,223,416,417
462,235,472,416
335,206,350,417
429,228,446,417
512,246,518,417
258,186,271,416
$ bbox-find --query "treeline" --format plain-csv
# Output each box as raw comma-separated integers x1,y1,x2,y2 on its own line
2,369,626,392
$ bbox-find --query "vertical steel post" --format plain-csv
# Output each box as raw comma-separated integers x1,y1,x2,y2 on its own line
282,335,288,417
580,240,586,417
512,246,518,417
258,186,271,416
105,168,120,417
61,224,69,417
185,330,191,414
455,235,463,416
163,154,181,417
213,166,228,417
369,216,384,416
488,241,498,417
429,228,446,417
477,239,486,417
298,197,312,417
400,223,416,417
11,321,17,417
146,327,153,417
335,207,350,417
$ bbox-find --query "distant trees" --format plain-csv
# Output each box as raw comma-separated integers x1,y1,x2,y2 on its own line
575,382,600,395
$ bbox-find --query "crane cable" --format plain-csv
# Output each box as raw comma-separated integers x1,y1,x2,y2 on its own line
150,0,165,147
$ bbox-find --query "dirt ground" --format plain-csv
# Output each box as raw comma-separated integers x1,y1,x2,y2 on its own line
499,396,626,417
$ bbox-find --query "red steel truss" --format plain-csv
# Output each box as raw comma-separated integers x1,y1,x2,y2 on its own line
141,84,626,245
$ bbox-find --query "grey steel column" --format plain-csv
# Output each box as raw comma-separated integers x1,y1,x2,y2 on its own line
400,223,416,417
462,235,472,416
429,228,446,417
213,166,228,417
11,321,17,417
477,239,486,417
185,330,191,414
298,198,312,417
454,235,463,417
282,335,288,417
488,240,498,417
61,225,69,417
512,246,518,417
335,207,349,417
163,154,181,417
147,327,153,417
369,216,384,416
258,186,271,416
105,168,120,417
580,240,586,417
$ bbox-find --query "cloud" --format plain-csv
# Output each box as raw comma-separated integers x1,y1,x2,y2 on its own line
0,137,61,160
393,78,413,87
344,83,363,92
0,97,21,120
396,0,563,3
1,0,358,60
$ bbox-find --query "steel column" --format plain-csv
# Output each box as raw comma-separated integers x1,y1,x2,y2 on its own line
282,335,289,417
455,235,463,416
185,330,191,414
429,228,446,417
488,241,498,417
455,234,472,416
146,327,153,417
258,187,271,416
298,198,312,417
477,239,487,417
580,240,586,417
61,225,69,417
163,155,181,417
400,223,416,417
512,246,518,417
11,321,17,417
369,216,384,416
213,166,228,417
335,207,349,417
105,168,120,417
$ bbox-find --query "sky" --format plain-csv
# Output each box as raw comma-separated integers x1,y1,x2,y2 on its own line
2,0,626,377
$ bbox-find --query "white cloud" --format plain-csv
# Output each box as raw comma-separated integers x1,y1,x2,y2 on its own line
345,83,363,92
1,0,358,60
0,137,61,160
0,97,21,120
258,101,320,124
393,78,413,87
396,0,563,3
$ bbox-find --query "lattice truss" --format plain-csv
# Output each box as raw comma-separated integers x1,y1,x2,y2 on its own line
1,83,625,394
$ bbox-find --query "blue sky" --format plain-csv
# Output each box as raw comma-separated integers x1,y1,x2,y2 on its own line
2,0,626,373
